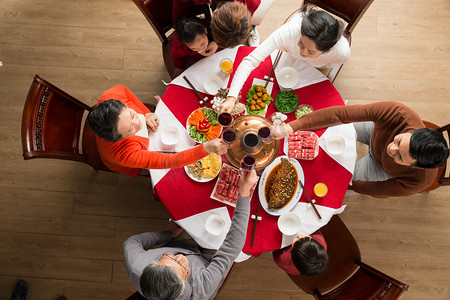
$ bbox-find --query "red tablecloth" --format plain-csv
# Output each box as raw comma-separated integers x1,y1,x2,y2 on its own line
157,47,352,256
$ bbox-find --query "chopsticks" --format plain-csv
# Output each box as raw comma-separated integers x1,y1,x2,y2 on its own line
264,50,283,88
183,76,211,108
298,180,322,220
250,202,260,248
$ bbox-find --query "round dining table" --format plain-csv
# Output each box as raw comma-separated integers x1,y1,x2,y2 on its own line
148,46,356,257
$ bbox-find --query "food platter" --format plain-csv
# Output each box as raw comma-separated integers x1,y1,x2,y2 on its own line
184,155,222,183
225,115,280,171
186,107,222,144
257,156,304,216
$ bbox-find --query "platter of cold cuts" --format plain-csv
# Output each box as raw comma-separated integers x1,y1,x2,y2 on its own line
211,164,257,207
284,131,319,160
258,156,304,216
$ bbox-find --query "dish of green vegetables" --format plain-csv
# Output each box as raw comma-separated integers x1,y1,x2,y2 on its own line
274,90,299,113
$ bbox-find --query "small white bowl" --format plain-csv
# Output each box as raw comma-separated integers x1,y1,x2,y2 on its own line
276,67,299,89
205,214,225,236
161,126,179,146
326,136,346,155
278,212,301,236
203,75,224,95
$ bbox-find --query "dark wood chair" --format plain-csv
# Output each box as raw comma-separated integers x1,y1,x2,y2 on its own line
131,0,211,79
422,121,450,191
21,74,155,174
302,0,375,82
288,215,409,299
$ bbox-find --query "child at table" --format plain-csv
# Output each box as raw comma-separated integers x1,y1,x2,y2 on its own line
172,16,221,77
273,231,328,275
220,4,350,113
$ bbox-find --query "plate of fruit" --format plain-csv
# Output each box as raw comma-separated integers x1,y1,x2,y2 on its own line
186,107,222,143
246,84,272,116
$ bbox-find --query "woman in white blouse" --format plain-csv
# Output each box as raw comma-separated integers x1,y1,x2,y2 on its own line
220,5,350,113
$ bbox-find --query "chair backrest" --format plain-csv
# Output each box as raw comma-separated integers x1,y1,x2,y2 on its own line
288,215,361,293
131,0,174,44
303,0,375,35
422,121,450,190
21,74,111,172
316,261,409,299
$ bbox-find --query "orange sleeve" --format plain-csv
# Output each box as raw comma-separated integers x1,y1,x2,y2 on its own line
98,85,150,115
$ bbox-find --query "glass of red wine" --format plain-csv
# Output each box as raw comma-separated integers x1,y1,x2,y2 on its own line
222,128,237,144
218,112,233,127
240,155,256,171
258,126,272,143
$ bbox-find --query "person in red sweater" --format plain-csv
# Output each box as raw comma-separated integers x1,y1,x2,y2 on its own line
87,85,229,177
172,16,221,77
273,231,328,276
272,102,449,198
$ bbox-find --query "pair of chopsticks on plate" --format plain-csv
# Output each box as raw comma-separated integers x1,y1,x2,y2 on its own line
298,180,322,220
264,50,283,88
183,76,212,109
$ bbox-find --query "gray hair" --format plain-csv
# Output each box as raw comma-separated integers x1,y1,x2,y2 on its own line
140,261,184,300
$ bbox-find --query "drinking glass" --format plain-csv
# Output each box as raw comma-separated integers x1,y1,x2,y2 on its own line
240,155,256,171
314,183,328,197
222,128,237,145
218,112,233,127
258,126,272,143
220,58,233,75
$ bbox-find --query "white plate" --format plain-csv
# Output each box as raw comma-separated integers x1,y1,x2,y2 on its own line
205,214,226,236
258,156,305,216
275,66,299,89
184,155,222,183
186,108,222,144
203,75,224,95
278,212,301,235
326,135,346,155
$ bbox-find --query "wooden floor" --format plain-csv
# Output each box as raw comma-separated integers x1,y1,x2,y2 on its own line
0,0,449,299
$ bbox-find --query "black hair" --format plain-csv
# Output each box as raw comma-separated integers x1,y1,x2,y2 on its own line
410,128,449,168
87,99,125,142
291,237,328,276
300,6,343,52
175,16,208,45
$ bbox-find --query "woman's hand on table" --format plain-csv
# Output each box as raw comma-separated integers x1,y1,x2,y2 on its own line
271,123,293,139
204,139,230,155
199,41,218,57
168,221,184,238
219,96,236,114
145,112,160,132
239,169,258,197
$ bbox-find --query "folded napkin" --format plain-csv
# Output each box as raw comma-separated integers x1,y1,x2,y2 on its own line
273,52,328,90
280,203,346,248
318,124,357,174
170,47,240,94
148,100,196,186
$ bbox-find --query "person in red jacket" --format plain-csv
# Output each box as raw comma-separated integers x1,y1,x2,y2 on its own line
273,231,328,276
87,85,229,177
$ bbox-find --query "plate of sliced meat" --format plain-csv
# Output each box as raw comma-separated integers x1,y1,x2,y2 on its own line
284,131,319,160
211,164,257,207
258,156,304,216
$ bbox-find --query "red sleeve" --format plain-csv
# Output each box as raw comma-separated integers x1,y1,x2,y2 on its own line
171,35,189,69
238,0,261,15
272,246,300,275
311,230,327,251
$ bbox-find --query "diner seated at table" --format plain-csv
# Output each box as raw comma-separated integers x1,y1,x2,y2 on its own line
87,85,229,177
271,101,449,198
172,16,222,78
220,4,350,113
123,170,258,299
273,231,328,276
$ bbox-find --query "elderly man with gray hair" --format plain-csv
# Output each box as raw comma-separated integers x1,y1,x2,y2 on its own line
123,170,257,300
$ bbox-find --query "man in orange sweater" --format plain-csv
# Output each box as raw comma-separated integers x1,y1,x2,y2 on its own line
273,102,449,198
87,85,229,177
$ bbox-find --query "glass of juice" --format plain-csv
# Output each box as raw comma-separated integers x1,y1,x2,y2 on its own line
258,126,272,143
240,155,256,171
220,58,233,75
218,112,233,127
222,128,237,144
314,183,328,197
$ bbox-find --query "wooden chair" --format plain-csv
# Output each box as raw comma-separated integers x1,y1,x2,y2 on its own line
288,215,409,299
131,0,211,79
302,0,375,82
21,74,155,174
422,121,450,191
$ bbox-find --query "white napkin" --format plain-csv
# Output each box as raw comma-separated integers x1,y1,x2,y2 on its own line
170,47,240,93
273,52,328,89
318,124,357,174
280,203,346,248
148,100,196,186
